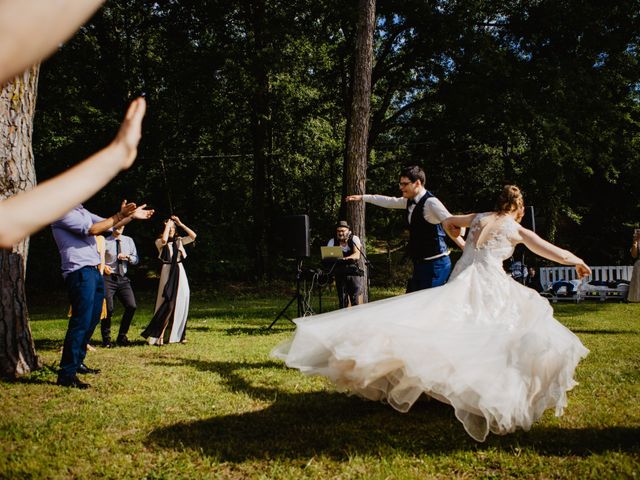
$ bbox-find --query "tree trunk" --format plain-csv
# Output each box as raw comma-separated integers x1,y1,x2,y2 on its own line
0,66,42,379
345,0,376,302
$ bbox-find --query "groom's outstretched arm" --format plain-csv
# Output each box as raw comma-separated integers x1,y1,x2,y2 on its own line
345,194,407,209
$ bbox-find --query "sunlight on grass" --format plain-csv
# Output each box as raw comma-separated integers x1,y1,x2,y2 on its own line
1,291,638,478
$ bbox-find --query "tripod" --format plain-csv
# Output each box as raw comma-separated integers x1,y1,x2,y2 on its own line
268,258,304,329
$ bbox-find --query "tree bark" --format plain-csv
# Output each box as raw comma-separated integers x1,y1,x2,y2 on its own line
345,0,376,302
0,65,42,379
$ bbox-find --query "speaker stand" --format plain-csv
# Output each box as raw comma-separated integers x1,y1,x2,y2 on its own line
268,258,304,329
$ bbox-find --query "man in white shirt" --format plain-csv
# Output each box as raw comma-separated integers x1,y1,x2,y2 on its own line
326,221,365,308
346,165,464,292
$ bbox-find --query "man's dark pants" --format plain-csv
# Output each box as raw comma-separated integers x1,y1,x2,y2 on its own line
101,274,137,343
59,266,104,380
407,255,452,293
335,274,364,308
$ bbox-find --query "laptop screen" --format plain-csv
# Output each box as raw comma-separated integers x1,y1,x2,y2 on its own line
320,246,344,260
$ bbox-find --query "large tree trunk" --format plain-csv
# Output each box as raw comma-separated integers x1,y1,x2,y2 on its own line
0,66,42,379
345,0,375,302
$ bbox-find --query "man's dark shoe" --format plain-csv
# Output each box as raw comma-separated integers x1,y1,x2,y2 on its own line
102,339,113,348
77,363,101,375
56,375,90,389
116,335,130,347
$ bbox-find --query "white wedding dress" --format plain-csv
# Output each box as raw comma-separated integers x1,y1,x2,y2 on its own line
272,213,589,442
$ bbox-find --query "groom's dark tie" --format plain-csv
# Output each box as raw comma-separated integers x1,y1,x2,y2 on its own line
407,199,415,207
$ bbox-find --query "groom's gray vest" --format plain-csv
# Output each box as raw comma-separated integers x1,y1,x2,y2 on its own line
406,191,448,262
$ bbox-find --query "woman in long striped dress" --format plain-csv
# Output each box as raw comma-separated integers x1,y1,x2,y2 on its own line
141,216,197,345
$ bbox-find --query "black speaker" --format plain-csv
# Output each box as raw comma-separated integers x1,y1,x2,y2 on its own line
522,205,536,232
279,215,310,258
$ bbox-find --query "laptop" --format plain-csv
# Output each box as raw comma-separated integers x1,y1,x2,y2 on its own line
320,246,344,261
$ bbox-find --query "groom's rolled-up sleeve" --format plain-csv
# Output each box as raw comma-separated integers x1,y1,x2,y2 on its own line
424,198,452,224
362,194,407,209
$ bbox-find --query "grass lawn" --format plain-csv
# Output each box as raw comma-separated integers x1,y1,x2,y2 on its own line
1,288,639,479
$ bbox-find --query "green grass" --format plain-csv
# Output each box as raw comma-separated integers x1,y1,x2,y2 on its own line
1,289,639,479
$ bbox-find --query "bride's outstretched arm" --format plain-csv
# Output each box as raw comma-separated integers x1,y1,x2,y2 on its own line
442,214,475,231
442,214,475,249
518,227,591,278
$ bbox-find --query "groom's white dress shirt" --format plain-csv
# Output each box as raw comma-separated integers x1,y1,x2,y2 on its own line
362,188,452,224
362,188,453,261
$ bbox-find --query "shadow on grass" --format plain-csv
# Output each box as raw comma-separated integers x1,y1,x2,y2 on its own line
224,326,293,336
148,357,290,401
115,339,149,347
572,329,637,335
14,376,57,386
34,337,153,351
6,363,59,385
146,358,640,461
33,338,62,351
187,325,213,332
552,302,620,317
187,305,280,321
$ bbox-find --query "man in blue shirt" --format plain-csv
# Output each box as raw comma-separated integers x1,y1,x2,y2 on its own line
101,225,139,347
51,201,153,388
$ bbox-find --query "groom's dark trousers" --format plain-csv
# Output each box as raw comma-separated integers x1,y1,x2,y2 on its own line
407,256,452,293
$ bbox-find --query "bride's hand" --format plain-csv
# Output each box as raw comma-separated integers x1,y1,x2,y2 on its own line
441,217,458,236
447,224,461,237
575,262,591,278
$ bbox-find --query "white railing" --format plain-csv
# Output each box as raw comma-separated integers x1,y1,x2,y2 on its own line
539,265,633,302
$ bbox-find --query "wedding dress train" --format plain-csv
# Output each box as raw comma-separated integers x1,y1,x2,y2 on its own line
272,213,588,441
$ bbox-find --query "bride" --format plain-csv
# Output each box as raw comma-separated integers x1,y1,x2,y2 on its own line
272,185,591,442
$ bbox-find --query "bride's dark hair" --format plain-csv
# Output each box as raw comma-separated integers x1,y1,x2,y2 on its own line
496,185,524,218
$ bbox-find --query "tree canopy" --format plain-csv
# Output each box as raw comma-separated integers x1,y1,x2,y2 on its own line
28,0,640,287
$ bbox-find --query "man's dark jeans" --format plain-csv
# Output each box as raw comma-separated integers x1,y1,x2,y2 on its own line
59,266,104,379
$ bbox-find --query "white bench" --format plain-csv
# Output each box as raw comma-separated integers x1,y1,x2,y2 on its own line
539,265,633,302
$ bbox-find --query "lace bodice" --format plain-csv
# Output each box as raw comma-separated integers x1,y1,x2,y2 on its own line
451,212,520,278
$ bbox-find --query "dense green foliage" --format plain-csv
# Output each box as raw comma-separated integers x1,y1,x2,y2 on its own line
28,0,640,287
1,292,638,478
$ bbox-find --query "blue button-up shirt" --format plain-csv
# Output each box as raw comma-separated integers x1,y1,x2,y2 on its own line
104,234,138,276
51,205,104,278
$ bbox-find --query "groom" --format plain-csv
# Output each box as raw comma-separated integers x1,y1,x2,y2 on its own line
346,165,464,292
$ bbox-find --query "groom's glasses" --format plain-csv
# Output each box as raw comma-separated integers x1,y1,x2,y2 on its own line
399,181,413,187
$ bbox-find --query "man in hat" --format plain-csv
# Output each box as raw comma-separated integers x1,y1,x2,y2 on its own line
326,221,364,308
